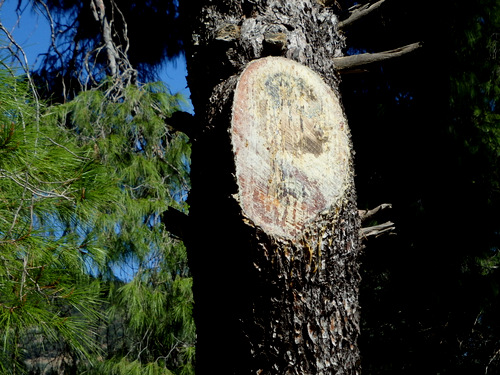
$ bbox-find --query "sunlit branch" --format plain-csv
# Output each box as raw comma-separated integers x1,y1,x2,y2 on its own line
359,203,395,239
90,0,119,77
8,173,29,237
333,42,422,70
359,203,392,222
360,221,395,238
338,0,386,29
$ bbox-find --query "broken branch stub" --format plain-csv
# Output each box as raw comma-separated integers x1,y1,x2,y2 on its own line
231,57,352,239
338,0,386,29
333,42,422,71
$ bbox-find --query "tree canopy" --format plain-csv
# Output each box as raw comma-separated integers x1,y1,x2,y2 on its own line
0,0,194,373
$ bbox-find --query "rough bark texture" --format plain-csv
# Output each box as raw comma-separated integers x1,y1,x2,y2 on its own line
180,1,361,374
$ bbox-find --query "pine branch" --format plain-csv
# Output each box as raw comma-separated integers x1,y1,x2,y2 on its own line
359,203,392,222
359,203,395,238
333,42,422,70
0,169,74,201
338,0,386,29
360,221,395,238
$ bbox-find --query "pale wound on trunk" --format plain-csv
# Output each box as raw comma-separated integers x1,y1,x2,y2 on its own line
231,57,352,239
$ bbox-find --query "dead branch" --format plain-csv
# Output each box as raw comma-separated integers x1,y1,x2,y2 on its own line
338,0,386,29
89,0,136,96
0,22,39,101
359,203,395,239
359,203,392,222
90,0,119,77
333,42,422,70
360,221,395,238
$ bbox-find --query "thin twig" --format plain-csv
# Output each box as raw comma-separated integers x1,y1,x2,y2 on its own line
0,22,40,104
359,203,392,222
46,136,92,161
7,174,28,237
0,169,74,201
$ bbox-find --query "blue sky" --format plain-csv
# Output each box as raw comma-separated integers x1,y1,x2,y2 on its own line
0,0,193,113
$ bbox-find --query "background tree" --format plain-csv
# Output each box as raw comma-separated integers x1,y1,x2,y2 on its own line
339,0,500,373
56,82,195,375
1,0,195,373
0,62,118,374
29,0,184,101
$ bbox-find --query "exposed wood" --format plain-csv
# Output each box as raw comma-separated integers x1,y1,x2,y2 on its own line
231,57,351,239
333,42,422,70
338,0,386,29
359,203,392,222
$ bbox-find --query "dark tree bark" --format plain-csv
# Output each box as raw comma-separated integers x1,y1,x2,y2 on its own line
179,1,362,374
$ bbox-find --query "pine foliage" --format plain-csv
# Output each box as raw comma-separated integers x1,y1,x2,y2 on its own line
0,67,117,374
450,0,500,192
51,81,195,374
0,60,194,375
1,1,194,373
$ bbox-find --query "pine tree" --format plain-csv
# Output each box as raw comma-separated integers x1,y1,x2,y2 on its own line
1,0,195,371
177,1,420,373
0,64,118,374
52,82,195,375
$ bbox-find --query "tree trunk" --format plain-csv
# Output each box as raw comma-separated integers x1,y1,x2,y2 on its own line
180,1,361,374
